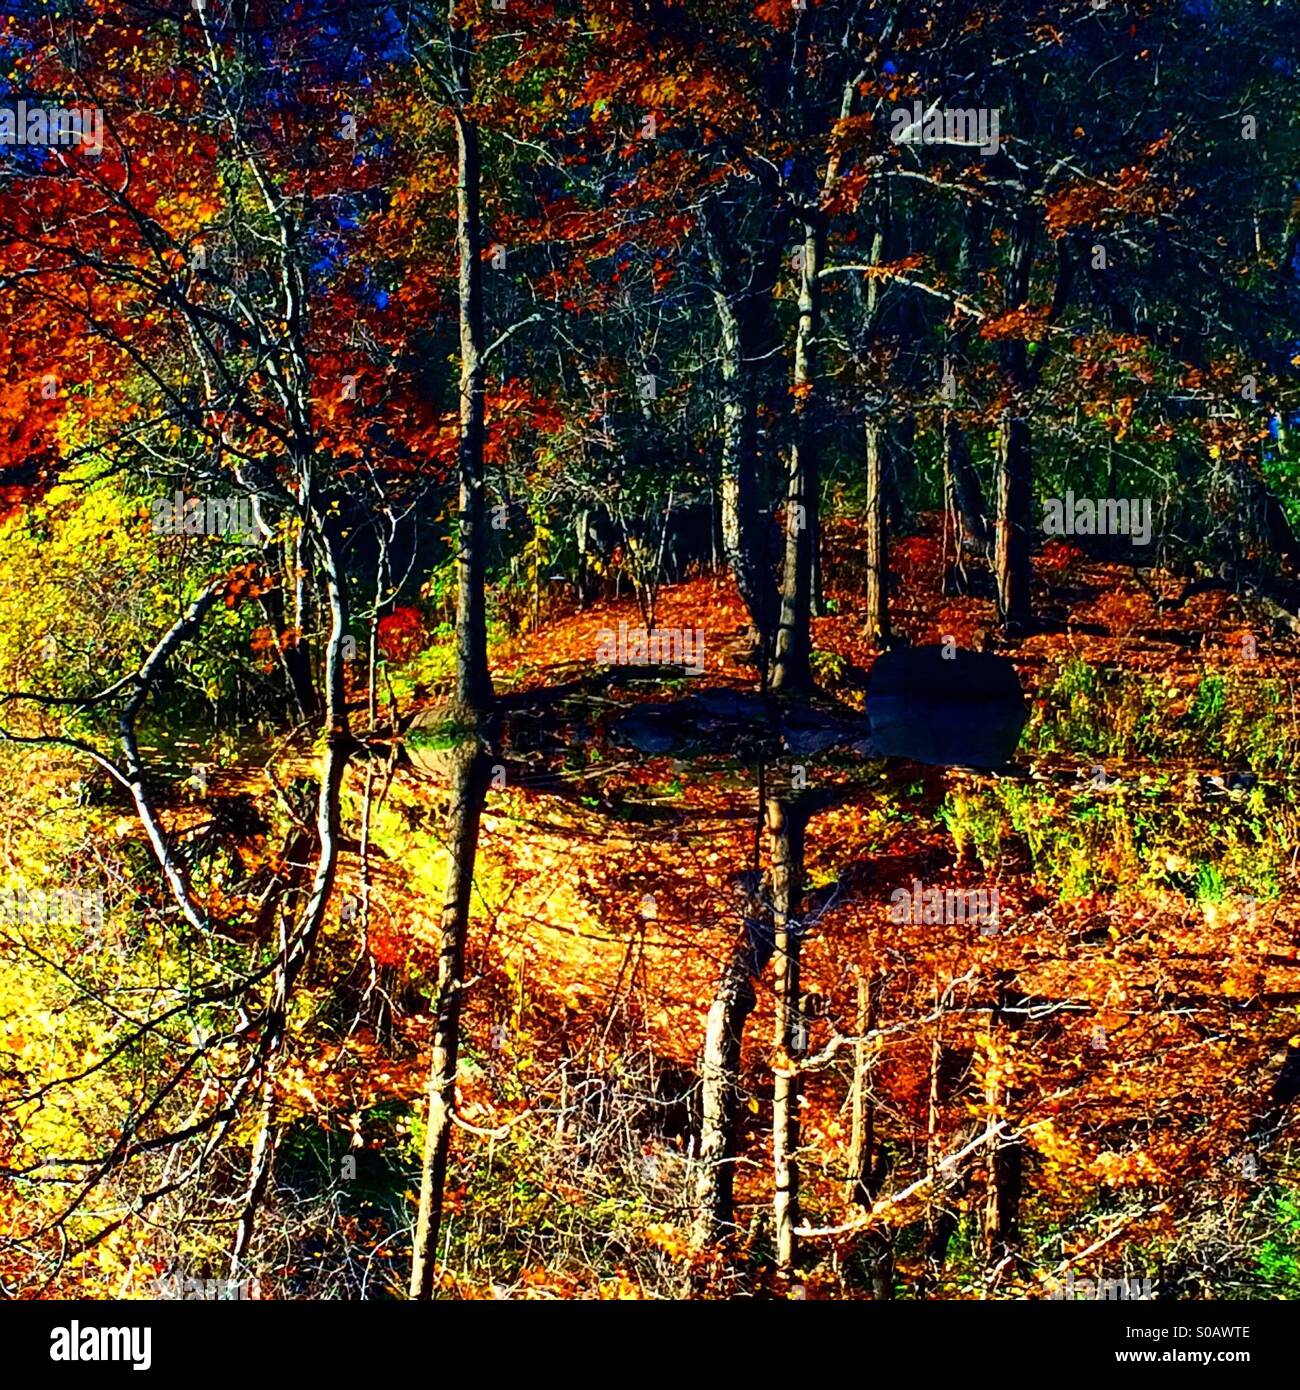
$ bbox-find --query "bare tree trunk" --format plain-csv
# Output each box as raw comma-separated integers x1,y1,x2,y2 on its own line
885,412,915,528
810,497,828,619
259,569,317,720
225,516,353,1277
994,212,1036,636
768,796,806,1275
409,743,488,1299
229,1072,278,1280
704,200,778,652
982,1067,1022,1271
983,978,1025,1276
409,12,495,1300
450,25,492,721
864,417,890,647
575,510,594,607
771,44,865,687
694,947,752,1248
939,202,991,594
921,987,952,1283
942,413,991,580
846,968,873,1206
693,887,773,1247
995,409,1034,635
772,218,822,694
845,967,892,1297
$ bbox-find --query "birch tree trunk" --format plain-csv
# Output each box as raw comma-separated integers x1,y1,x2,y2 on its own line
771,218,822,694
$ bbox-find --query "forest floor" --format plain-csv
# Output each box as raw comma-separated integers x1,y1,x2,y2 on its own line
173,515,1300,1298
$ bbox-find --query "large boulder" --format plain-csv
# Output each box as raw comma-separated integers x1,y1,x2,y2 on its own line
866,646,1026,769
